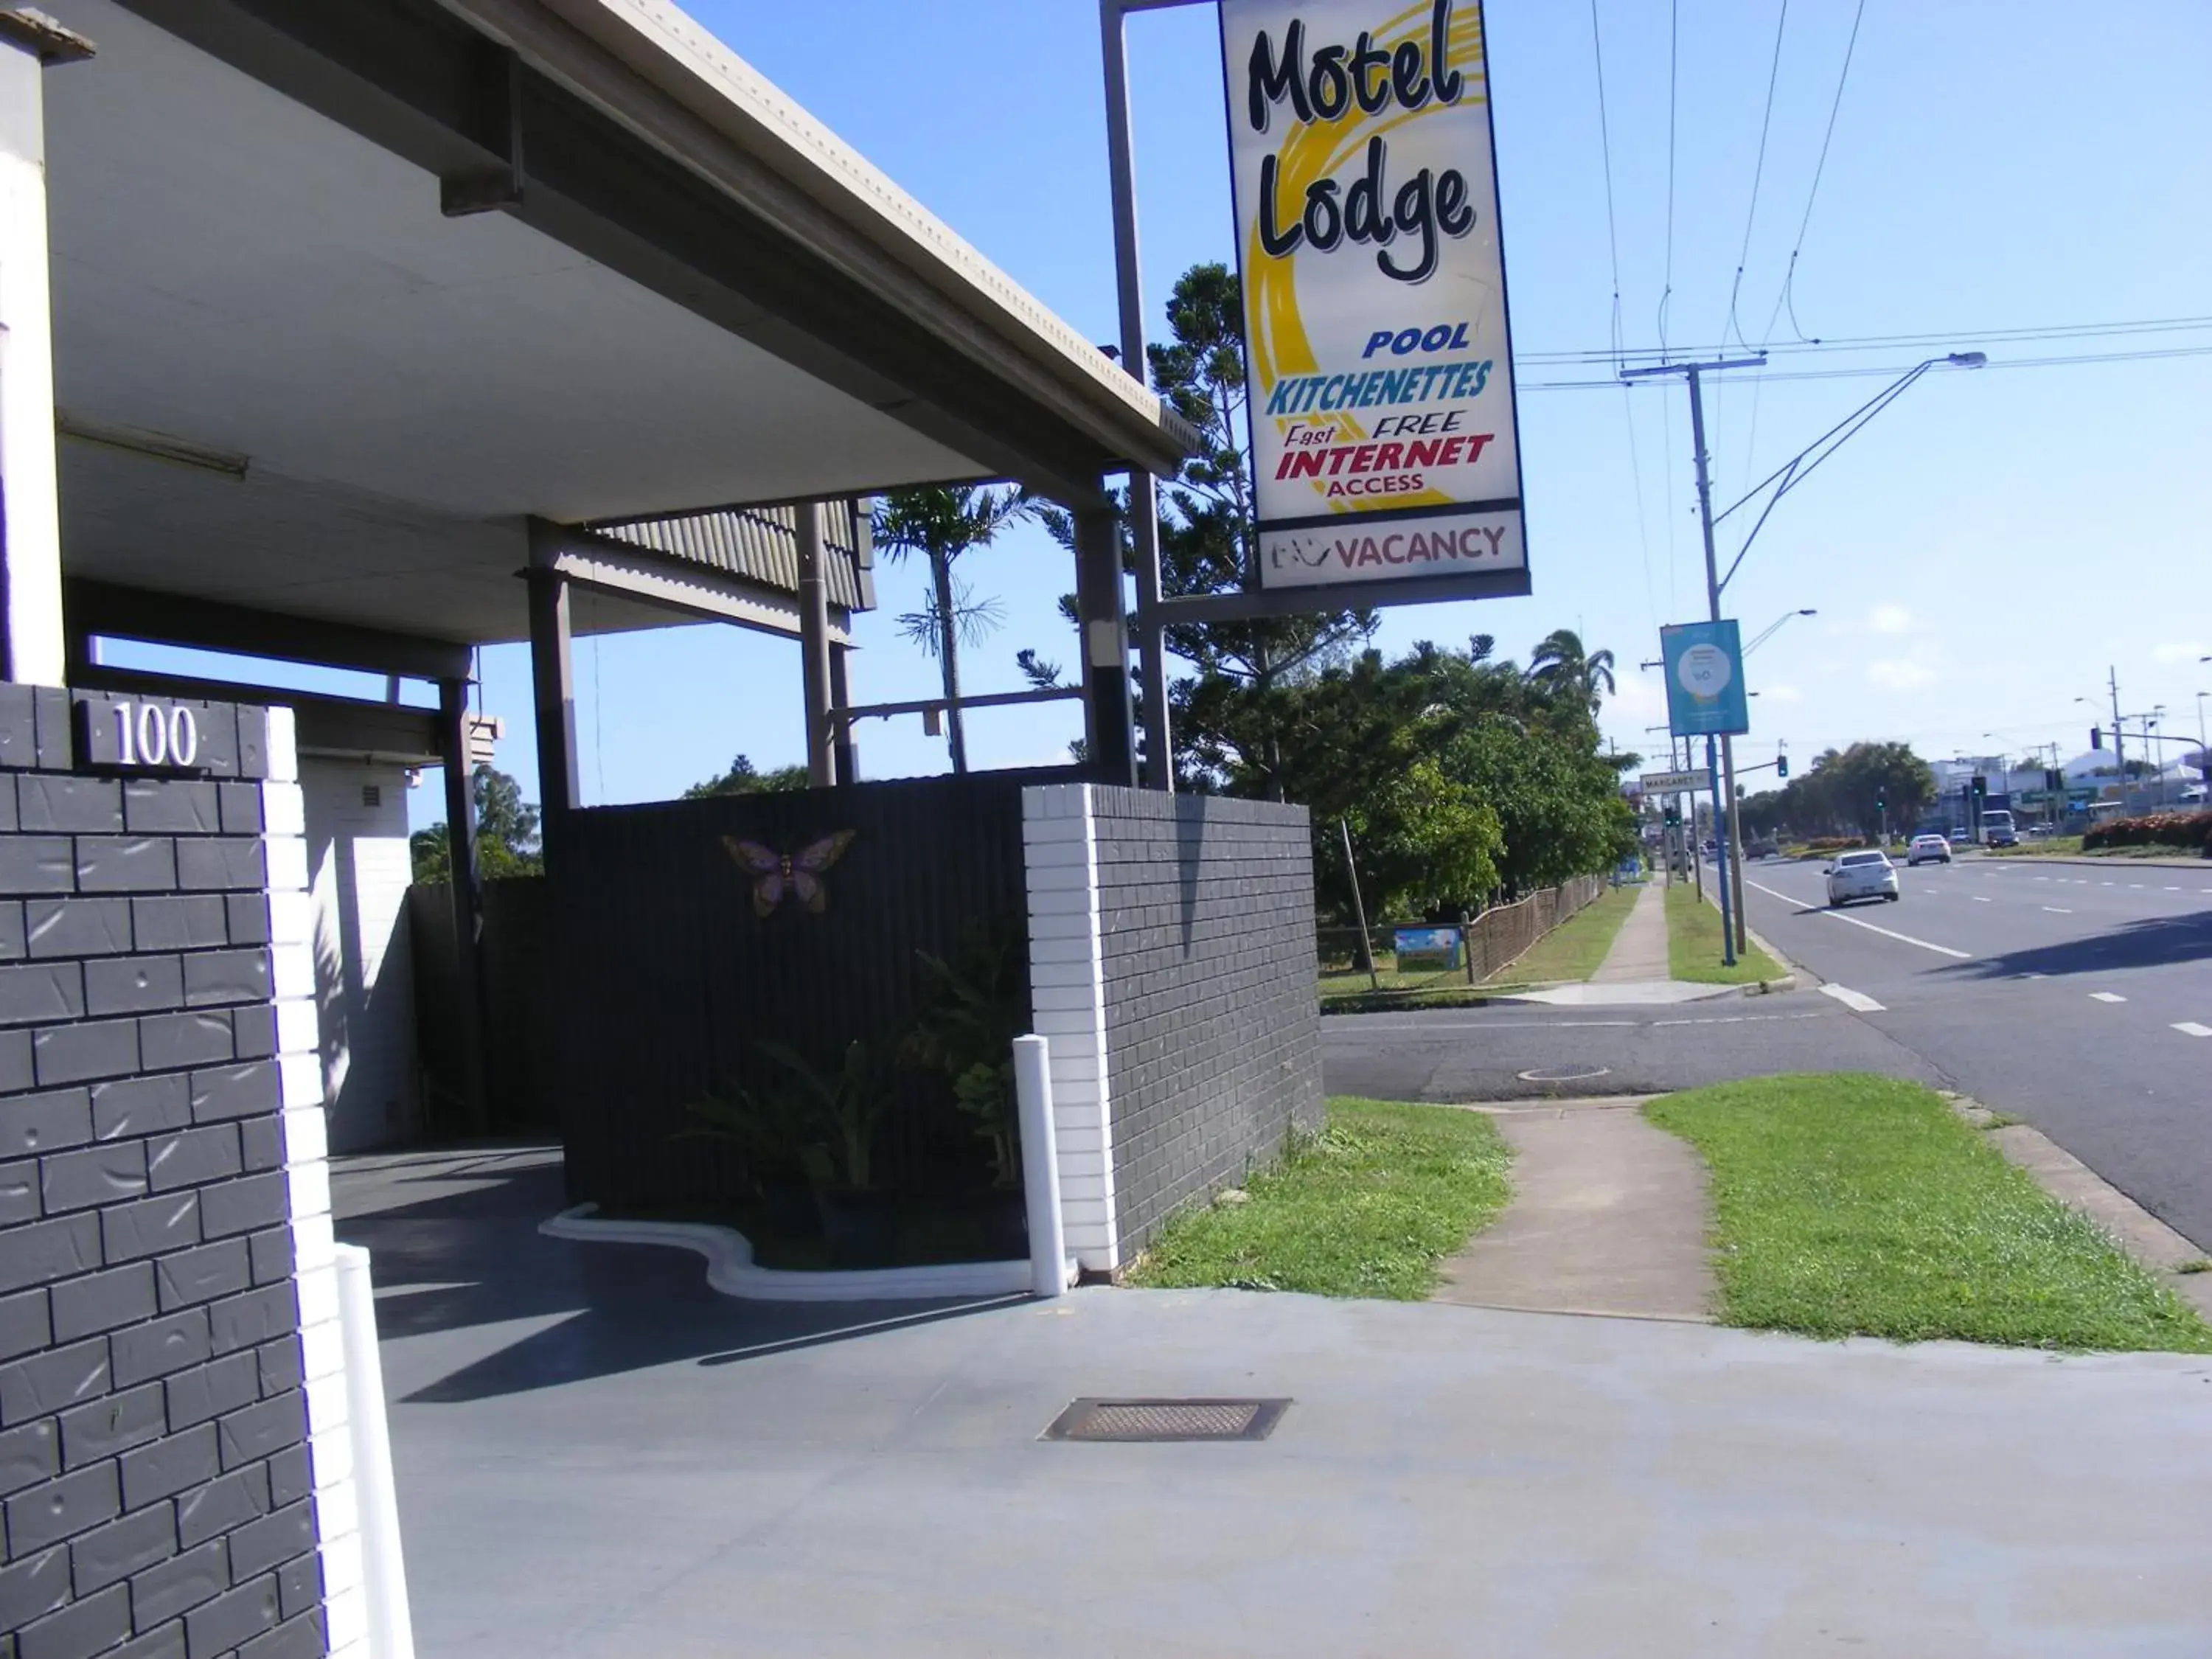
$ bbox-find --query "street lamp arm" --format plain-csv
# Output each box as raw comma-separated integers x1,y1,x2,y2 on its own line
1711,352,1980,596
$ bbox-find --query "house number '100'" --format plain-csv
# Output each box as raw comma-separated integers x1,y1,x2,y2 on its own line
112,702,199,767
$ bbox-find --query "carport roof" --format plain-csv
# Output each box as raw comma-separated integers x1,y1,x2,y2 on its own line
37,0,1189,649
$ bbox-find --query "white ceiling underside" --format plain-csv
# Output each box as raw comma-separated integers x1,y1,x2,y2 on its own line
37,0,983,644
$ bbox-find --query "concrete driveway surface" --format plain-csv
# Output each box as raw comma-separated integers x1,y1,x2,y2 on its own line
339,1146,2212,1659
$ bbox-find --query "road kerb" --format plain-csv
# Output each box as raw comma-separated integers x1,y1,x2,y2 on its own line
1946,1094,2212,1322
1694,865,1818,989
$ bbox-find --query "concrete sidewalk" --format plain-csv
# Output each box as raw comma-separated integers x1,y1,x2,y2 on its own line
1499,881,1756,1006
341,1148,2212,1658
1436,1098,1715,1321
1593,880,1670,981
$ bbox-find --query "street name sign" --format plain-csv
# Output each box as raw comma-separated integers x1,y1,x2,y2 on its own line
1640,770,1703,794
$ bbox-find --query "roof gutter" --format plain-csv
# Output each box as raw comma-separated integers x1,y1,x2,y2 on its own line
445,0,1199,481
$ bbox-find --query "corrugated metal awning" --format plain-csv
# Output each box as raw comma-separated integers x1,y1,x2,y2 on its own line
593,501,873,613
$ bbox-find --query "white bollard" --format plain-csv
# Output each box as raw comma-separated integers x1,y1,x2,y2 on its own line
334,1245,417,1659
1012,1034,1068,1298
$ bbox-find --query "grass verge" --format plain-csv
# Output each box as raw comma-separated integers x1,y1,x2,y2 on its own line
1646,1074,2212,1351
1664,884,1785,984
1124,1097,1512,1299
1494,882,1642,984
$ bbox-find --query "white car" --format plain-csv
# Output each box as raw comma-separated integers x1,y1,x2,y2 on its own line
1826,849,1901,907
1906,833,1952,866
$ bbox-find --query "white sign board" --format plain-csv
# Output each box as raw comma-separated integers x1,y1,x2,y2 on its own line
1218,0,1524,594
1640,771,1703,795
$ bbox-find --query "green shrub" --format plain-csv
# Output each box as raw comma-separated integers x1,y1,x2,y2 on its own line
2082,810,2212,854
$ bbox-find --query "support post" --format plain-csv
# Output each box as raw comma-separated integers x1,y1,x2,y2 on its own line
1100,1,1173,790
829,642,858,785
1686,365,1747,958
1012,1034,1068,1298
1072,501,1136,787
0,23,84,686
334,1245,417,1659
1722,732,1747,953
796,502,836,787
525,563,578,864
1706,736,1736,969
437,677,490,1133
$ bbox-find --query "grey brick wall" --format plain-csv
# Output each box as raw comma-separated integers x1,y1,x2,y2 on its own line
1089,789,1324,1253
0,685,323,1659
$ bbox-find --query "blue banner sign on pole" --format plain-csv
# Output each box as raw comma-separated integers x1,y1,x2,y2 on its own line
1661,619,1750,737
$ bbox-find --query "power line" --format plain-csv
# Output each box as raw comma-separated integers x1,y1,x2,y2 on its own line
1528,340,2212,391
1725,0,1791,350
1769,0,1867,347
1587,0,1653,626
1661,1,1678,335
1524,313,2212,365
1588,0,1624,369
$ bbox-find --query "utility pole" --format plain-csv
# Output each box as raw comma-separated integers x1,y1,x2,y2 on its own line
2109,667,2126,810
1622,356,1763,960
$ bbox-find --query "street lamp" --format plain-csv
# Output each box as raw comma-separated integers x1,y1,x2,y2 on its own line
2195,691,2209,797
1620,349,1984,962
1744,608,1818,657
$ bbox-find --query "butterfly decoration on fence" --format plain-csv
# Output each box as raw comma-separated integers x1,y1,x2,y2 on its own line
723,830,856,917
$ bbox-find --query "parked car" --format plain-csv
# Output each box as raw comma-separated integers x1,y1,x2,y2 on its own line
1906,833,1952,866
1825,849,1901,907
1746,838,1781,860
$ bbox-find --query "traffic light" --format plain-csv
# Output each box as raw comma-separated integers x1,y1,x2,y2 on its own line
2045,768,2064,793
1775,753,1790,779
1663,804,1681,827
1970,775,1987,799
2090,726,2102,750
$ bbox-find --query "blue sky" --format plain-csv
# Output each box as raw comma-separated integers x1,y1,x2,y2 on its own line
117,1,2211,822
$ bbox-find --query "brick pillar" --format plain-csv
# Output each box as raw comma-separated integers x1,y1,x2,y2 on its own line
0,685,353,1659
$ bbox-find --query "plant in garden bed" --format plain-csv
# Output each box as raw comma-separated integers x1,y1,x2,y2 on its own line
903,922,1029,1256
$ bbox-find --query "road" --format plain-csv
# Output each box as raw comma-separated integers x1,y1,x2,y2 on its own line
1728,852,2212,1248
1325,852,2212,1251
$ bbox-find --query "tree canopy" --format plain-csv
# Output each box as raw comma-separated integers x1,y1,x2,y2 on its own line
1736,742,1938,841
684,754,810,799
410,765,543,882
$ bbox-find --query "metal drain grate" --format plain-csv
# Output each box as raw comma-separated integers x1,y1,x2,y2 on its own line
1043,1397,1289,1442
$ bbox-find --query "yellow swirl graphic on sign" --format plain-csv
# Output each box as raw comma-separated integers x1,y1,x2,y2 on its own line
1245,2,1490,512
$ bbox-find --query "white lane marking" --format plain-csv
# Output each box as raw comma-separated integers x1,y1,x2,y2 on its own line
2175,1022,2212,1038
1972,896,1992,902
2165,886,2182,892
2016,972,2048,980
2129,883,2145,889
2090,992,2128,1004
2101,881,2116,886
2032,875,2048,881
2042,906,2072,914
1821,984,1885,1013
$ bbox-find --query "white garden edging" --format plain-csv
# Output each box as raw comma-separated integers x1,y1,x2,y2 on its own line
540,1204,1076,1302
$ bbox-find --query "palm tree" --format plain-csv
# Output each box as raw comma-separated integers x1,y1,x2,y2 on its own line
872,487,1029,773
1526,628,1616,713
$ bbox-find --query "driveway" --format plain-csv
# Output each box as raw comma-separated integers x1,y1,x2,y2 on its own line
341,1147,2212,1658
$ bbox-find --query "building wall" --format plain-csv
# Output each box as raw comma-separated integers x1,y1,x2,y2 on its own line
0,687,350,1659
1020,786,1323,1270
299,760,417,1155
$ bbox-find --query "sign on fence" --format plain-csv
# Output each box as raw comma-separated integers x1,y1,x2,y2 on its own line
1392,926,1462,970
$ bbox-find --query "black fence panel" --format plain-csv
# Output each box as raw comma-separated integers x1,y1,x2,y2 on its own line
553,774,1032,1211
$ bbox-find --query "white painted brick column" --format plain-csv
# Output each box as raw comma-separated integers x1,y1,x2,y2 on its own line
266,707,373,1659
1019,784,1120,1272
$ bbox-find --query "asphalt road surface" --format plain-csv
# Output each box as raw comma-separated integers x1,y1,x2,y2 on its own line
1325,853,2212,1249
